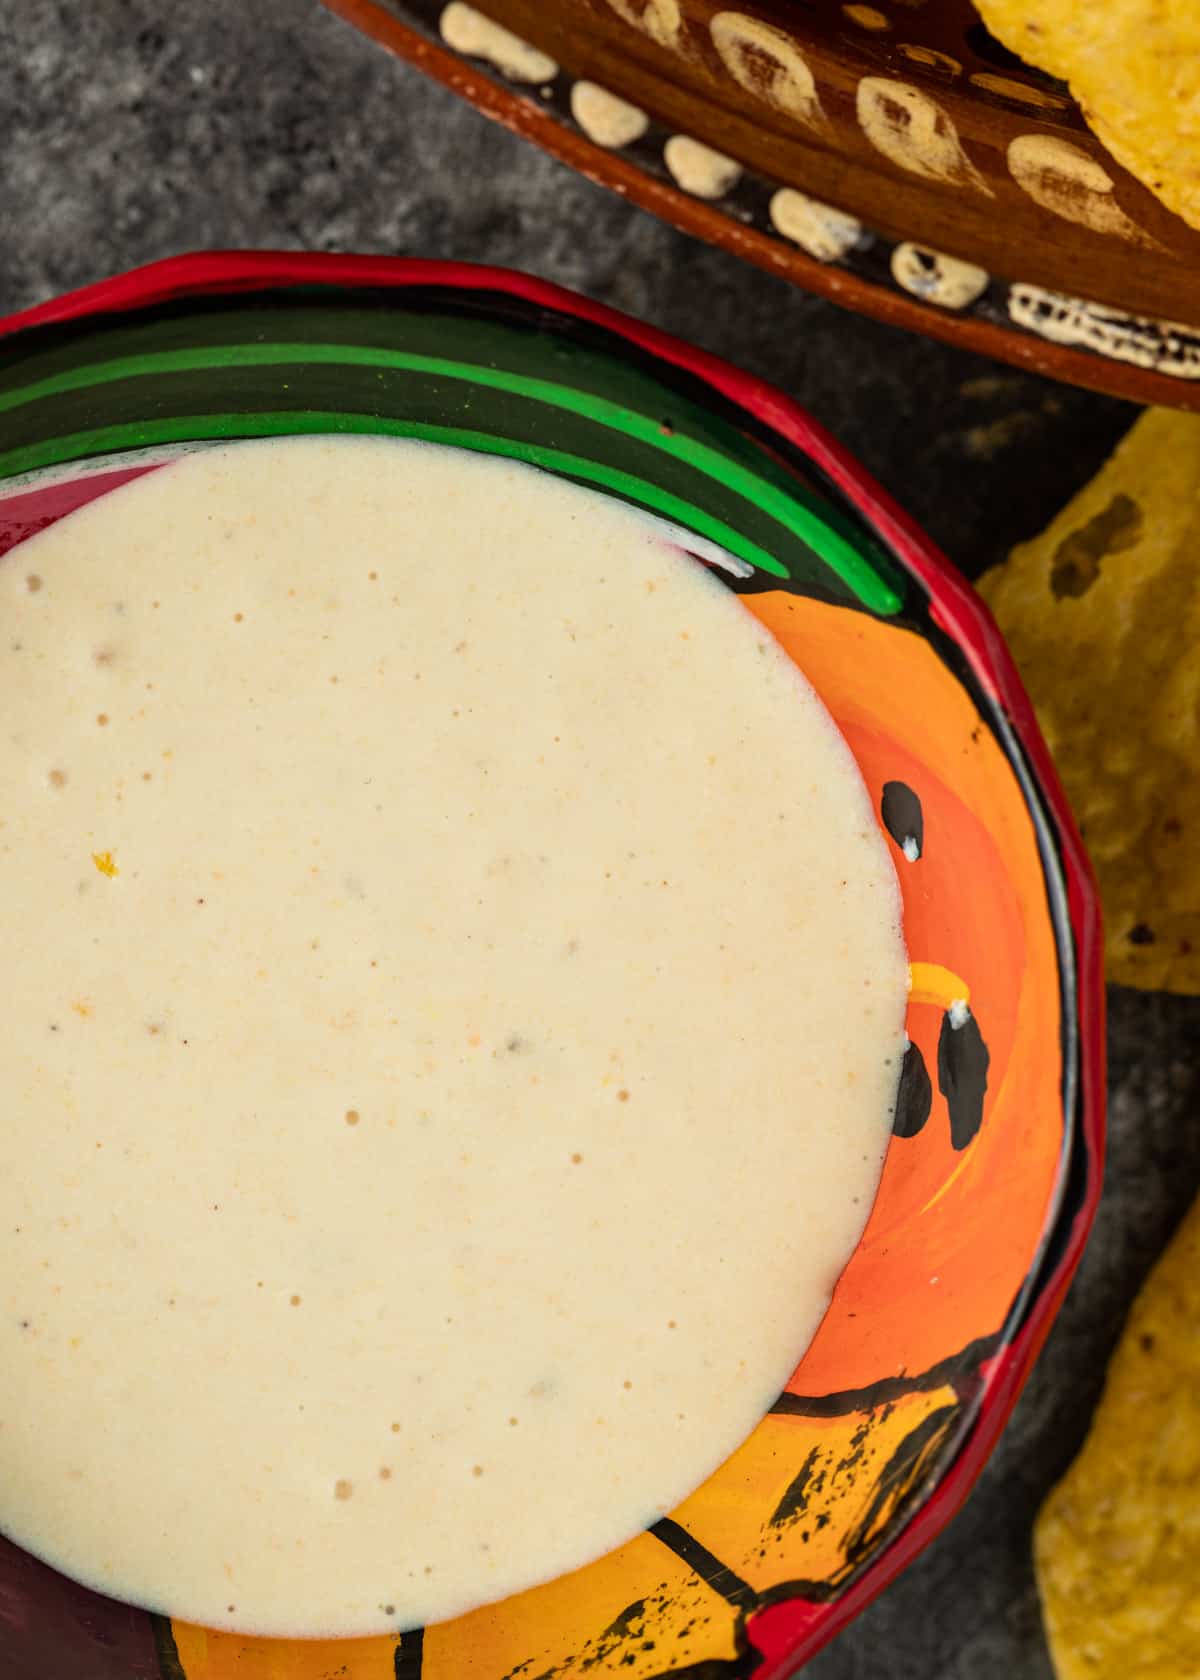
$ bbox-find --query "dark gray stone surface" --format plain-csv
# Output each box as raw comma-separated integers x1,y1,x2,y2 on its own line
2,3,1198,1676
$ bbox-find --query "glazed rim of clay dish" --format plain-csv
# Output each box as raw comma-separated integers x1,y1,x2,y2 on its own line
322,0,1200,411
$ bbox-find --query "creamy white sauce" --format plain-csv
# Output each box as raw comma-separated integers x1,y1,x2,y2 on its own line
0,438,907,1637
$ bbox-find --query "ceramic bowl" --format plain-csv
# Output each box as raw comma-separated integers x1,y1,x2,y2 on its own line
0,254,1104,1680
323,0,1200,411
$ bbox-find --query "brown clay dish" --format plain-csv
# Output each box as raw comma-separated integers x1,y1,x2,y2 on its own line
324,0,1200,409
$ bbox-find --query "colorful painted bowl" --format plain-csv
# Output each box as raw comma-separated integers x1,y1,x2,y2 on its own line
322,0,1200,411
0,254,1104,1680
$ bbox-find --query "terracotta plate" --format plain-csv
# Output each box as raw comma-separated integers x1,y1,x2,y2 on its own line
324,0,1200,409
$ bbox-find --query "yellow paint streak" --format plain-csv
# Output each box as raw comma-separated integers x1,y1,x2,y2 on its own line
91,850,119,877
970,71,1066,109
919,1149,973,1217
423,1527,737,1678
897,43,961,76
169,1621,399,1678
908,961,969,1008
843,4,890,29
671,1391,960,1590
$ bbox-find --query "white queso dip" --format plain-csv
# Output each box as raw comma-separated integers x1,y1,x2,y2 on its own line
0,438,906,1636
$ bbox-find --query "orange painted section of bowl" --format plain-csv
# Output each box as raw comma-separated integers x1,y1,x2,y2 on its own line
742,593,1061,1394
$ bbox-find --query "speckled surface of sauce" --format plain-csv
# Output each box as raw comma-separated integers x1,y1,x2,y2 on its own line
0,438,907,1637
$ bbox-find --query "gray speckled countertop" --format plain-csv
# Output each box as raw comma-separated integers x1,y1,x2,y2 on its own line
3,4,1199,1675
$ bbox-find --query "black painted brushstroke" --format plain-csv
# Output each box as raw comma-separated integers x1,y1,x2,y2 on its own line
603,1597,648,1640
938,1011,991,1150
755,1577,842,1611
892,1040,933,1138
881,781,923,859
770,1331,1000,1418
649,1520,758,1612
770,1447,822,1529
842,1404,961,1566
394,1625,425,1680
152,1618,187,1680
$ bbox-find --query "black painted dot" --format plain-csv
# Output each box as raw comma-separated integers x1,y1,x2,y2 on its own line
1127,923,1156,945
881,781,923,860
938,1010,991,1151
892,1041,933,1139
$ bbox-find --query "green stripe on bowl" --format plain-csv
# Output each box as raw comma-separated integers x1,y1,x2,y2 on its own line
0,291,906,614
0,411,818,582
0,339,899,613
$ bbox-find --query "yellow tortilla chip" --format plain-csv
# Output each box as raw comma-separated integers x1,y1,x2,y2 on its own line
978,408,1200,994
1034,1195,1200,1680
972,0,1200,230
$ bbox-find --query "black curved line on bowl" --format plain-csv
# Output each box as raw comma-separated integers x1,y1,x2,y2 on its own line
770,1330,999,1419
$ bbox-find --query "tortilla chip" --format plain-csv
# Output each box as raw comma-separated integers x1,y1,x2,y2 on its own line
1034,1195,1200,1680
978,408,1200,994
972,0,1200,230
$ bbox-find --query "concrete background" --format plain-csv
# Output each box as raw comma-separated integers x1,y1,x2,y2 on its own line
3,4,1199,1674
